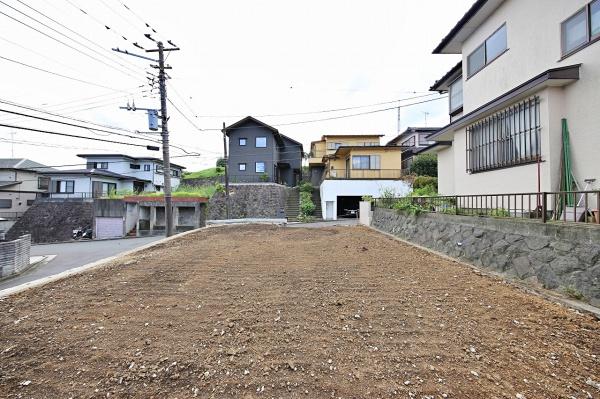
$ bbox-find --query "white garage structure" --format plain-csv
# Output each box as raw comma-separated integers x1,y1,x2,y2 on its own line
319,180,411,220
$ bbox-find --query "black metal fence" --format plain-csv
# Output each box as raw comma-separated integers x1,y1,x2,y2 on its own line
374,191,600,224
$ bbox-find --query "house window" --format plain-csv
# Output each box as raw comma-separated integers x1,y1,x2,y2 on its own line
55,180,75,193
172,170,180,177
239,138,247,146
239,163,247,171
0,199,11,209
561,1,600,57
255,137,267,147
327,142,343,150
466,96,540,173
449,76,463,112
352,155,380,170
37,176,49,190
102,182,117,195
130,164,140,170
144,164,151,171
87,162,109,169
255,162,265,173
27,199,35,206
467,24,507,77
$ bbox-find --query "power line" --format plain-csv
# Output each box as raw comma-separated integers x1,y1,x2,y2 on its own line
0,55,132,93
15,0,147,75
0,108,156,144
200,95,448,131
186,92,440,119
115,0,170,43
167,98,204,132
0,5,142,80
0,123,153,148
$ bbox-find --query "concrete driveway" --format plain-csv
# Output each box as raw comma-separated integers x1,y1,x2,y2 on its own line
0,236,162,291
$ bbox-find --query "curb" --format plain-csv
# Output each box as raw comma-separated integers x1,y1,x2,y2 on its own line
0,227,208,299
368,225,600,319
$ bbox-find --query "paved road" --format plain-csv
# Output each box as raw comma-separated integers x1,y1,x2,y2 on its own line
0,236,162,291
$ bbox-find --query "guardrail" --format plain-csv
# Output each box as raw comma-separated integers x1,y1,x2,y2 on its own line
374,191,600,224
327,169,402,179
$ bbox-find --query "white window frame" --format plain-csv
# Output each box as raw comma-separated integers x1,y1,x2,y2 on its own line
255,162,265,173
239,163,247,171
239,137,247,146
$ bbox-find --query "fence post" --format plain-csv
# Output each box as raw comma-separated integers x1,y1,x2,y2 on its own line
542,192,547,223
455,196,459,215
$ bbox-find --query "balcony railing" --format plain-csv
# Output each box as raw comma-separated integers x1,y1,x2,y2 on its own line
373,191,600,225
37,192,94,199
326,169,402,179
0,212,24,220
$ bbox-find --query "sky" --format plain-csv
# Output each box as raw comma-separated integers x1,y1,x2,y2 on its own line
0,0,470,171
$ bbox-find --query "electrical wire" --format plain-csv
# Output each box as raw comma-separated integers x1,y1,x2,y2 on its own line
0,55,132,93
0,5,142,80
15,0,148,75
200,96,448,131
0,123,153,148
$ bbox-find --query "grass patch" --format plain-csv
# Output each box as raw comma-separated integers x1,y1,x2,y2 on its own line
183,167,224,180
563,286,585,301
103,185,217,199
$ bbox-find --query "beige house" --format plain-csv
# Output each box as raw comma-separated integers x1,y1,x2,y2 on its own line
308,135,410,220
426,0,600,201
0,159,52,218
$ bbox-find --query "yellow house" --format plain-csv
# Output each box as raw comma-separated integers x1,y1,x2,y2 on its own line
309,135,403,182
308,135,410,220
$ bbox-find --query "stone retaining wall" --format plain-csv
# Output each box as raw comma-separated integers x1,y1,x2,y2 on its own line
0,235,31,279
208,183,287,220
372,208,600,306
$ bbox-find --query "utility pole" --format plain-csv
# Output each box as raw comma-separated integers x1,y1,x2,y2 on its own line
113,40,180,237
221,122,230,219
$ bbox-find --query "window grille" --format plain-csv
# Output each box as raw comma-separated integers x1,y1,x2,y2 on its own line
466,96,540,173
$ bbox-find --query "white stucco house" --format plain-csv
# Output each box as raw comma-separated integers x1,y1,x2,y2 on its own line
424,0,599,205
0,159,52,217
44,154,186,198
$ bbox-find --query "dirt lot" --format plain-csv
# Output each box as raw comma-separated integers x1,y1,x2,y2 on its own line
0,225,599,398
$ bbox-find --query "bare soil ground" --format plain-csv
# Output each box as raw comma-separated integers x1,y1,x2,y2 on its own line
0,225,599,398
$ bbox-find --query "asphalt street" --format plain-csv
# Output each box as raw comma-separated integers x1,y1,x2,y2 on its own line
0,236,162,292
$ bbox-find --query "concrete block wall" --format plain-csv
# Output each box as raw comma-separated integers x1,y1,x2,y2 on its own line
372,208,600,306
0,235,31,279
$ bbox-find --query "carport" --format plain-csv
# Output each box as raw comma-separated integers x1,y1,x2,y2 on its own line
337,196,361,218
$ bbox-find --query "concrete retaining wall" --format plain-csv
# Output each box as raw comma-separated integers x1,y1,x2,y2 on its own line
372,208,600,306
208,183,287,220
0,235,31,279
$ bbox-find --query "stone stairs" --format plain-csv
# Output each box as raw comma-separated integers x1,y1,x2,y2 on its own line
285,188,300,222
311,189,323,220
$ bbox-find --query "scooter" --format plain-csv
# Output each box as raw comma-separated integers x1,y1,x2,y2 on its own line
72,227,93,240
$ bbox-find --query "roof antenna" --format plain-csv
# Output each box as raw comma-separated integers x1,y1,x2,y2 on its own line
126,100,131,111
131,100,137,111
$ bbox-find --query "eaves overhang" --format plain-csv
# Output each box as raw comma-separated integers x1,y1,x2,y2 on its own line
428,64,581,141
433,0,504,54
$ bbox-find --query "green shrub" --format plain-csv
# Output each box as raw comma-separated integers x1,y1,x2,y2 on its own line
215,182,225,193
393,200,425,216
300,199,316,215
299,182,313,193
410,154,437,177
361,195,373,203
216,158,227,168
564,286,584,300
489,208,510,217
410,185,437,197
413,176,438,190
300,191,312,202
259,173,269,182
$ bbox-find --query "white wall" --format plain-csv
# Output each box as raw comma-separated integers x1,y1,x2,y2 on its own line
47,175,125,198
320,180,411,220
83,157,182,190
438,0,600,195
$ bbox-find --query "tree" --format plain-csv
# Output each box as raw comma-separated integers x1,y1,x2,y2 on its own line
216,158,227,168
410,154,437,177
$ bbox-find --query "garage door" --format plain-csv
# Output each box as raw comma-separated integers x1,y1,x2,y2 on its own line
95,217,123,239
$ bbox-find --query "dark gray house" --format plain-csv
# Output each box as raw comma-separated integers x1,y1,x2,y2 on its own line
225,116,303,186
